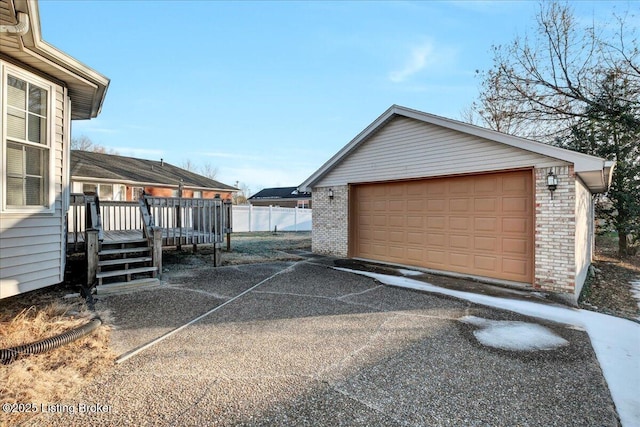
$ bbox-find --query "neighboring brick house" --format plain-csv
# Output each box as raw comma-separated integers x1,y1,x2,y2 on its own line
248,187,312,209
71,151,237,201
299,105,615,303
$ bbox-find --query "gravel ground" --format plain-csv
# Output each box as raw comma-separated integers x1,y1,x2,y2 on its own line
24,257,619,427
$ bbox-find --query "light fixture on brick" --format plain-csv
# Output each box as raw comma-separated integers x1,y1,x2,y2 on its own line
328,188,334,200
547,170,558,199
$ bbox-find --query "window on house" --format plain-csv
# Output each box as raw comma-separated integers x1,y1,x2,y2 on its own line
132,187,144,200
4,73,50,208
81,183,121,201
297,200,310,209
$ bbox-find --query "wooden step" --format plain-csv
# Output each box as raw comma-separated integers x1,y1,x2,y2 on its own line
101,238,148,246
96,266,158,279
97,278,161,295
99,247,152,256
98,256,152,267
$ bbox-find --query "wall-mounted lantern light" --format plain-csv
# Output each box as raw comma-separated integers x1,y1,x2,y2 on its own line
547,170,558,199
328,188,334,200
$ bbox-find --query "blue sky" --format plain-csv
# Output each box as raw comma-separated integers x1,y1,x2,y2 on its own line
38,1,629,195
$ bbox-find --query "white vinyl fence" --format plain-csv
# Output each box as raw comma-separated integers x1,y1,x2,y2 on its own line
232,205,312,232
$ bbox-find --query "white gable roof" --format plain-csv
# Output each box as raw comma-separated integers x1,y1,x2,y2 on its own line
299,105,614,193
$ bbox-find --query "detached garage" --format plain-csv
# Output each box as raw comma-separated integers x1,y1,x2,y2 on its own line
299,105,614,303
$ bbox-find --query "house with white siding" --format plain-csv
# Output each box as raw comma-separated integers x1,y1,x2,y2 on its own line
0,0,109,298
300,105,615,303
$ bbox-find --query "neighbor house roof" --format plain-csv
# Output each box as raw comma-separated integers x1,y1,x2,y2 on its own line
0,0,109,119
71,151,238,192
299,105,615,193
249,187,311,201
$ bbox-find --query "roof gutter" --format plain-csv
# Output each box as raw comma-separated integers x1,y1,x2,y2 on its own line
0,11,29,35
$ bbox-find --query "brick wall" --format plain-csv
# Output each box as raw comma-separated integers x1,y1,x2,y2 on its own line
311,186,349,257
534,166,576,295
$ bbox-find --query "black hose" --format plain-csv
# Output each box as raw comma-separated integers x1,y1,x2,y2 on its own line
0,317,102,365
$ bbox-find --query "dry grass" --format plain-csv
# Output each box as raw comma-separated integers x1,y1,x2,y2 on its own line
0,296,114,427
163,231,312,269
580,234,640,320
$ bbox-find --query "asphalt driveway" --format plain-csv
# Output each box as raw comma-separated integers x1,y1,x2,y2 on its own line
30,256,619,426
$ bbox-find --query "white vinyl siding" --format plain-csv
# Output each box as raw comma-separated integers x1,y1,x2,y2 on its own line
0,61,67,299
317,116,570,187
574,178,594,297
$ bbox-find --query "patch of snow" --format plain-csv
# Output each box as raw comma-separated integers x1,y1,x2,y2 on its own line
460,316,569,351
397,268,424,276
335,267,640,427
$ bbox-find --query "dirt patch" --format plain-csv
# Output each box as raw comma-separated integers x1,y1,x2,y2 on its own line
579,234,640,320
0,289,114,427
163,231,312,270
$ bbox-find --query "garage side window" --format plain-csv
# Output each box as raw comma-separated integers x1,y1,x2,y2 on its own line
4,73,50,208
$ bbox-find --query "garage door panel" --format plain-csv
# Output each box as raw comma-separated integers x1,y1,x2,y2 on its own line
475,197,497,212
389,231,404,243
450,198,470,212
373,230,387,242
450,181,471,194
474,255,497,272
503,217,527,234
475,217,497,232
474,177,498,193
503,238,528,255
408,216,424,228
450,252,470,267
373,215,387,226
352,170,532,283
427,250,447,265
475,236,497,251
407,199,425,212
426,182,446,195
503,175,529,192
389,246,405,259
389,200,405,211
450,217,470,230
407,232,424,244
450,234,470,249
503,197,528,212
389,216,404,227
407,247,423,261
426,216,445,230
427,233,446,246
503,258,529,276
427,199,446,211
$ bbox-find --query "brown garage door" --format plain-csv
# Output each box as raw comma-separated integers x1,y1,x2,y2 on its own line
351,170,533,283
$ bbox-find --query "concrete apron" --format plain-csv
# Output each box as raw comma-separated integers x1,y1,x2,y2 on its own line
31,259,619,426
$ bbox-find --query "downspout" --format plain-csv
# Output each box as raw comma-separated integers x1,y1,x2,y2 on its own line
0,11,30,36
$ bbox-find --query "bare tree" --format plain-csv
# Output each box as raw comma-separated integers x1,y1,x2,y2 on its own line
200,162,219,180
180,159,198,172
71,135,118,154
472,1,640,254
232,181,251,205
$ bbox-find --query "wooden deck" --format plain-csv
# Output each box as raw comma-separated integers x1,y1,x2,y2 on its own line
68,228,221,252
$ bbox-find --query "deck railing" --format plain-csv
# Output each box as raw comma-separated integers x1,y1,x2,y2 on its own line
144,196,228,246
68,193,231,249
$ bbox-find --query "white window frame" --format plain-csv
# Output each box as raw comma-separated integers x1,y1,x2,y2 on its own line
1,62,55,214
80,182,125,201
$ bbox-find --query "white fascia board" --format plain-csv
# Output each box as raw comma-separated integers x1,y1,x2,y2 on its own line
15,0,109,118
